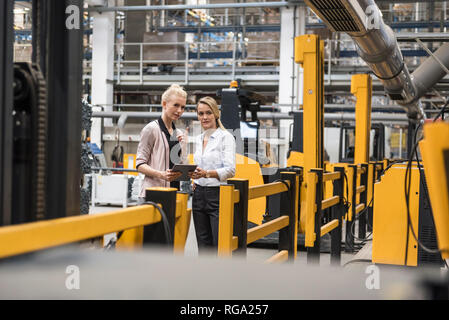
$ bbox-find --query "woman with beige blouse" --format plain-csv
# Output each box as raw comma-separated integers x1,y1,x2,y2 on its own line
135,84,188,202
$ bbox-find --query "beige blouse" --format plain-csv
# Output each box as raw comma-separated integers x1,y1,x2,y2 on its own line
136,120,187,197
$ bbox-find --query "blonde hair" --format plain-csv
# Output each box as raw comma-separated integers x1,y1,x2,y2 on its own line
161,84,187,103
197,96,226,130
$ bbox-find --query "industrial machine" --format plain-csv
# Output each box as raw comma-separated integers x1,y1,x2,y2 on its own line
11,62,47,224
218,80,266,165
372,164,444,267
338,123,385,163
218,82,307,249
1,0,84,226
420,122,449,265
218,82,280,226
286,116,386,165
304,0,449,120
2,0,449,272
302,0,449,266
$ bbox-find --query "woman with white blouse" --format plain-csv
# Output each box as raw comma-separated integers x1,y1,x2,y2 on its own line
190,96,236,252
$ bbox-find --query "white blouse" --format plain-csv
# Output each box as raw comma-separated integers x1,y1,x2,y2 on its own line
193,128,236,187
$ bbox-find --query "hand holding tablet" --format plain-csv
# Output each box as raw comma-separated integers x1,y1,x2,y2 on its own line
171,164,198,181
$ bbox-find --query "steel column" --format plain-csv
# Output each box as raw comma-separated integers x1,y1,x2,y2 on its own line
352,74,372,165
279,172,298,262
331,167,345,266
45,0,84,219
345,165,357,253
358,163,369,239
228,179,249,256
0,0,14,226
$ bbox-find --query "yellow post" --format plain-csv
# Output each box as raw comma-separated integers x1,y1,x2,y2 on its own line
352,74,373,165
295,34,324,233
218,184,235,257
367,162,375,207
293,173,300,259
304,171,318,247
420,122,449,260
174,192,190,254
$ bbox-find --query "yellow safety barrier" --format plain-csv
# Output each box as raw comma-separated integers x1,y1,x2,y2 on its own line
323,162,377,254
174,193,191,254
356,185,366,194
218,170,301,263
320,219,340,238
247,216,290,245
0,188,191,259
374,161,385,182
116,191,190,252
264,250,288,264
420,122,449,260
344,163,375,253
218,185,236,257
304,167,345,265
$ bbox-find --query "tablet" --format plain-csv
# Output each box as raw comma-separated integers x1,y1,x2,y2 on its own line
171,164,197,181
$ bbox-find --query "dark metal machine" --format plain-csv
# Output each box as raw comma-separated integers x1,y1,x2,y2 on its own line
0,0,84,226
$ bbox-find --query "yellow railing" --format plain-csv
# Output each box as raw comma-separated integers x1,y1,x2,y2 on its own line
218,170,301,263
304,167,345,265
345,163,376,252
323,162,379,254
0,188,191,259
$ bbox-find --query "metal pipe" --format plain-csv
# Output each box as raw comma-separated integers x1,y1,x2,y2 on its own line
304,0,425,119
91,103,408,113
395,32,449,42
139,43,143,84
411,42,449,99
92,111,408,123
91,167,138,173
231,37,236,80
87,0,449,12
87,2,292,12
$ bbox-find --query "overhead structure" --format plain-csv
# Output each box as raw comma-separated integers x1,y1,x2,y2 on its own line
304,0,449,120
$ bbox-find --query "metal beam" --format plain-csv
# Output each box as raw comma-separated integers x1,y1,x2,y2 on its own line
87,1,294,12
307,21,449,30
87,0,449,12
396,32,449,42
0,0,14,226
155,25,281,33
91,111,409,124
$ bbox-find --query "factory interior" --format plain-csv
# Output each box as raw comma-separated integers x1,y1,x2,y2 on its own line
2,0,449,302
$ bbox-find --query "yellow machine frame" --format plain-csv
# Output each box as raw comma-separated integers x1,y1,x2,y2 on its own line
420,122,449,260
294,34,325,233
372,164,421,266
352,74,373,165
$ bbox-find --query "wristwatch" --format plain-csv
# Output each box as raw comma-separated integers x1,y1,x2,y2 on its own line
205,170,211,178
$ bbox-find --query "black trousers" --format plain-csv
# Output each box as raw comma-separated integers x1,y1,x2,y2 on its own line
192,184,220,252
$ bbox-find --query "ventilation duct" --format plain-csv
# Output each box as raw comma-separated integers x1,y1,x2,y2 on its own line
305,0,431,119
